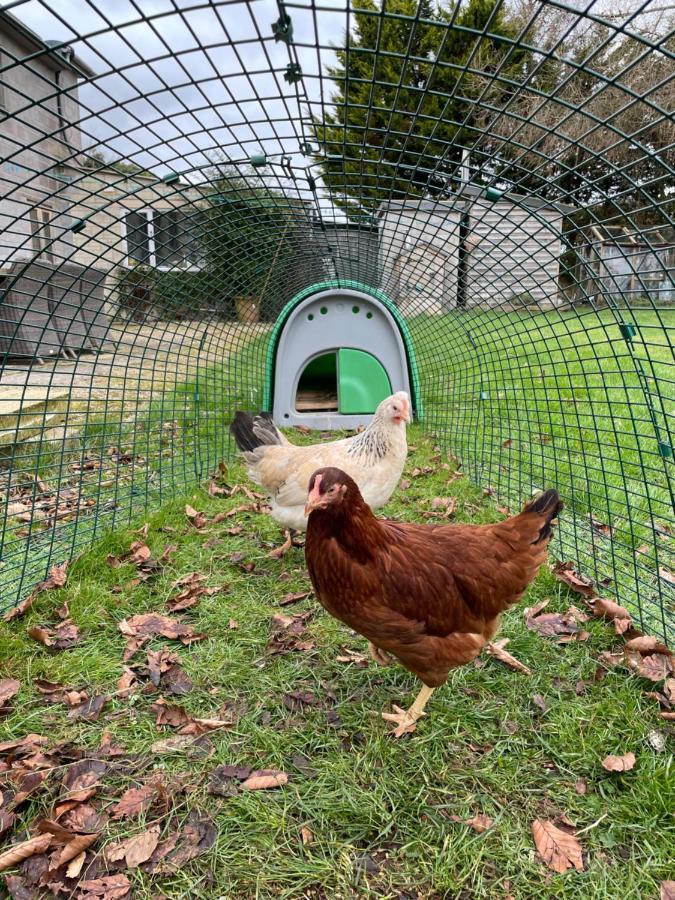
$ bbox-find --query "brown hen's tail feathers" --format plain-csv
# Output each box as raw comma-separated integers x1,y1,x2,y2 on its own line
523,488,563,544
230,411,282,452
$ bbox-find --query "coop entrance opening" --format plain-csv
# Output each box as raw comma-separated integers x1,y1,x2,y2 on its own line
296,353,338,412
295,349,393,415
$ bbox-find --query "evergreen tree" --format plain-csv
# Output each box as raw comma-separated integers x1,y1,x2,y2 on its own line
314,0,527,214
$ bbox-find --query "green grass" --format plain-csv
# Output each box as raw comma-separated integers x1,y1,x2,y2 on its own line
1,430,672,899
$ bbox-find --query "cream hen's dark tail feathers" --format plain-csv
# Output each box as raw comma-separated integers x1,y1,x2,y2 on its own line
523,489,563,545
230,411,283,452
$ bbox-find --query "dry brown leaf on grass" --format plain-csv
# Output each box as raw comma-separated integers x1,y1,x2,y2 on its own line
51,832,99,869
185,504,207,528
67,694,107,721
75,874,132,899
590,597,632,634
661,881,675,900
634,653,673,682
267,610,315,655
0,679,20,714
0,833,52,871
602,752,636,772
532,819,584,873
27,619,80,651
110,783,159,820
551,561,595,598
61,760,107,803
279,590,312,607
300,825,313,845
106,825,160,868
240,769,289,791
4,563,68,622
335,647,370,667
659,567,675,586
486,639,532,675
268,530,293,558
465,813,494,833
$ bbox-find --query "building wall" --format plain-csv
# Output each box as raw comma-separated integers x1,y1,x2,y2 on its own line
379,206,461,312
593,243,675,304
0,28,82,267
465,201,564,308
65,170,205,274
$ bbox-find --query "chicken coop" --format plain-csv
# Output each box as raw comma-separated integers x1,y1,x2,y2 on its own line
0,0,673,652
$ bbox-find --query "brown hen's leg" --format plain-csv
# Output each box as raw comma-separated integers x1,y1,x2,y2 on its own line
382,684,436,737
368,642,393,667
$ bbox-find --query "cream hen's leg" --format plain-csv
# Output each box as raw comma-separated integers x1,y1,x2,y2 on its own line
368,642,393,667
382,684,436,737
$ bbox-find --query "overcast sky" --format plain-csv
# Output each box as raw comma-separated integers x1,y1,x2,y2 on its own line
2,0,348,192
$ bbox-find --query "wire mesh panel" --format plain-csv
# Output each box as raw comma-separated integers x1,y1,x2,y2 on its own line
0,0,672,639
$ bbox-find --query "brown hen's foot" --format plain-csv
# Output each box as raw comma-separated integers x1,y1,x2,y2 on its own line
381,705,422,737
268,530,293,559
381,684,436,738
368,642,393,667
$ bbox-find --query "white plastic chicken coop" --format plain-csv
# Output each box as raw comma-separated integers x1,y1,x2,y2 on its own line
264,282,420,429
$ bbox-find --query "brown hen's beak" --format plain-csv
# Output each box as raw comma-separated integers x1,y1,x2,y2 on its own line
304,478,323,517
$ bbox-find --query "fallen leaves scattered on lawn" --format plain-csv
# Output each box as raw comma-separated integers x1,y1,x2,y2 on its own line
151,696,235,735
421,497,456,519
118,613,205,660
532,818,584,873
167,572,226,611
107,539,176,581
486,639,531,675
27,619,81,650
602,752,636,772
144,810,216,874
525,601,589,643
4,563,68,622
267,610,315,655
659,567,675,586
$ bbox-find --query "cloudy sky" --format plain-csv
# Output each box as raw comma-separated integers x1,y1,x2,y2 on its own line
2,0,348,189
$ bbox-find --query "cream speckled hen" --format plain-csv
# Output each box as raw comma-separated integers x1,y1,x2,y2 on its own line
229,392,410,530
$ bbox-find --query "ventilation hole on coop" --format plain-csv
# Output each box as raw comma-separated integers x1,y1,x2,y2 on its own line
307,313,314,321
352,305,360,314
366,312,373,319
295,353,338,413
320,306,328,315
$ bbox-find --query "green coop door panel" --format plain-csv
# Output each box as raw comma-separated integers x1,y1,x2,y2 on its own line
338,349,392,414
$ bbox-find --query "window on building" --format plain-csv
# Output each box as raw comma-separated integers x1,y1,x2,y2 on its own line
30,206,54,262
124,209,201,269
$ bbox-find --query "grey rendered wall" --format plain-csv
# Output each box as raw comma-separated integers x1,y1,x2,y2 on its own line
465,201,563,307
379,206,461,312
0,29,80,266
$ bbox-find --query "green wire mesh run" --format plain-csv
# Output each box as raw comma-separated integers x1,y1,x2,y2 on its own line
0,0,672,640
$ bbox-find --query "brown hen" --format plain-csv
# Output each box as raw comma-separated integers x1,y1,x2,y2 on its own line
304,467,562,736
